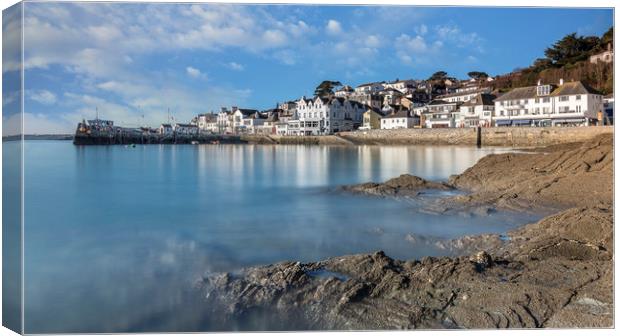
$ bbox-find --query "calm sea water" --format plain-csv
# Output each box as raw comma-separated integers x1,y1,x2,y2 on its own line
14,141,537,333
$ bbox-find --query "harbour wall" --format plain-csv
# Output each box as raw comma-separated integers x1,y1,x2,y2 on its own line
74,126,613,147
335,126,614,147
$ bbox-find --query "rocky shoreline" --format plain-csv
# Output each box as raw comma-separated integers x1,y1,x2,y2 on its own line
196,134,613,330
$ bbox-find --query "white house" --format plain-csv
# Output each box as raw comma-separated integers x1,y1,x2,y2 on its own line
296,96,367,135
590,43,613,64
159,123,173,135
437,87,491,104
456,93,496,127
216,108,232,133
355,81,385,94
383,79,416,93
493,79,603,127
380,109,418,129
423,100,461,128
240,112,266,134
197,113,218,133
231,107,260,133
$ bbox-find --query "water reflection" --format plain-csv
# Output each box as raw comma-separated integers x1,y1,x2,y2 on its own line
24,142,526,333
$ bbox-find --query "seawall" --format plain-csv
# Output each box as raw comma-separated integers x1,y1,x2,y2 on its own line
336,126,614,147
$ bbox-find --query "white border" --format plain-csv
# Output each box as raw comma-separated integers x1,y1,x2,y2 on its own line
0,1,617,336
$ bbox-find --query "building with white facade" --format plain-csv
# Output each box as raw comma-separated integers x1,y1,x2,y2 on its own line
380,109,418,129
456,93,496,127
493,80,603,127
590,43,614,64
159,123,173,135
423,100,461,128
231,108,260,133
355,81,385,94
197,113,218,133
437,86,492,104
295,96,367,135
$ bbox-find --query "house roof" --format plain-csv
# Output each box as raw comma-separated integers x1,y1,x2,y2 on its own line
496,81,602,102
438,88,488,99
383,109,411,119
493,86,539,101
550,81,602,96
235,108,259,116
356,81,385,88
365,107,385,116
462,93,497,107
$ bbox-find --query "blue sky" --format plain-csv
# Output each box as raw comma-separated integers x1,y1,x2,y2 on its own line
2,2,613,134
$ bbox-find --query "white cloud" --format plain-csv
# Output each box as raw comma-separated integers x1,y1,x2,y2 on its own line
435,24,482,48
28,90,57,105
186,66,207,79
365,35,381,48
326,19,343,35
415,24,428,36
227,62,244,71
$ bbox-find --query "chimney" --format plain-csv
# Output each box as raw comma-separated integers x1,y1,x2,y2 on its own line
559,78,564,86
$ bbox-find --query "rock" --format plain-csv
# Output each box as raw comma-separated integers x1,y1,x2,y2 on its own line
340,174,453,197
469,251,493,270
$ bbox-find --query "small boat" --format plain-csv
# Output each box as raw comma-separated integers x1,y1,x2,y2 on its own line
125,143,137,148
191,141,199,145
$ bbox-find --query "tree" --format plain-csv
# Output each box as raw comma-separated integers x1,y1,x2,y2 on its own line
601,26,613,45
428,71,448,81
314,80,342,98
544,32,600,66
467,71,489,80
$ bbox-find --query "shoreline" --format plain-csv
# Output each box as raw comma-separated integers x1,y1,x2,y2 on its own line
196,133,613,330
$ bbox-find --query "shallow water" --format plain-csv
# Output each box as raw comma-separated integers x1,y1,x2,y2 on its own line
15,141,539,332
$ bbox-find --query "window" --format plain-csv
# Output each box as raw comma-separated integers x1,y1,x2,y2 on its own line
559,96,569,102
576,106,582,113
575,95,581,100
543,97,550,103
535,98,540,103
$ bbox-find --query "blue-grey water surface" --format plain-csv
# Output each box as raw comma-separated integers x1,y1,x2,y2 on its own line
17,141,538,333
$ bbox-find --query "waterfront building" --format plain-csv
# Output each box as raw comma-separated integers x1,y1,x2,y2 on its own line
296,96,367,135
456,93,496,127
380,109,418,129
240,112,266,134
216,108,232,133
232,107,260,133
590,43,614,64
423,100,461,128
493,79,603,127
159,123,173,135
174,123,199,135
278,101,298,120
361,107,385,130
197,113,218,133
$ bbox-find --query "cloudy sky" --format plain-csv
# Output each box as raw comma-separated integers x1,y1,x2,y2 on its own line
2,2,613,134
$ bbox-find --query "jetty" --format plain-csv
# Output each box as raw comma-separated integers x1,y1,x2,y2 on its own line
73,119,245,145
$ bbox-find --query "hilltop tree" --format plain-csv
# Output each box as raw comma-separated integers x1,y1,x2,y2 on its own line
467,71,489,80
428,71,448,81
314,80,342,98
544,32,600,66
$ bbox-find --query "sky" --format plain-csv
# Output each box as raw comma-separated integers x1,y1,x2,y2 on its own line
1,2,614,134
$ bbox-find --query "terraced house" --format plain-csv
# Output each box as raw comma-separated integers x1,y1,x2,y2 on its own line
493,79,604,127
